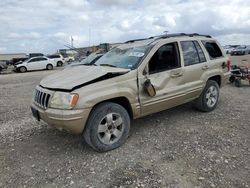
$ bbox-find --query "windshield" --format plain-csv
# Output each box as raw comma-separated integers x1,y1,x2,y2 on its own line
79,53,101,65
95,45,150,69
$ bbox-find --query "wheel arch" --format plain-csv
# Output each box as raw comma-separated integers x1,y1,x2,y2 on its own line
19,65,27,72
208,75,221,87
90,97,133,120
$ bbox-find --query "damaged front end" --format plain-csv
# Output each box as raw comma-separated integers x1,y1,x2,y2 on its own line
39,65,130,92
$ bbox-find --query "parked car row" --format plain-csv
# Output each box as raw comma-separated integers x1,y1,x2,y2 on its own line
223,45,250,55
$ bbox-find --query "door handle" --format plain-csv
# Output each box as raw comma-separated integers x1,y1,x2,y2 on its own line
171,72,183,78
202,65,209,70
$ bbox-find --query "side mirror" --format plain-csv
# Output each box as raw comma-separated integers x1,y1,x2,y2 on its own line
144,79,156,97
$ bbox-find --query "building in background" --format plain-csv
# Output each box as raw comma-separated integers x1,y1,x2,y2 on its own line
0,53,27,61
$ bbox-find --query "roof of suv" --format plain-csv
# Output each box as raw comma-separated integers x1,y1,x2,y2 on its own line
120,33,212,48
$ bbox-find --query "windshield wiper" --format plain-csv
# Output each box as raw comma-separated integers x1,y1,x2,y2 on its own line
99,64,117,67
84,63,97,66
77,63,97,66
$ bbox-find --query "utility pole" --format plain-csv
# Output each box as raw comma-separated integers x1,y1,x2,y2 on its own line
71,36,74,48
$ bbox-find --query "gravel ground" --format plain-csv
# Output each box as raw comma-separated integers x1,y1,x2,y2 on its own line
0,69,250,188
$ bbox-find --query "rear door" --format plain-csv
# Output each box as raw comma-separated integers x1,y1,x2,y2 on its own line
38,57,49,69
201,40,228,77
179,40,208,101
138,41,186,116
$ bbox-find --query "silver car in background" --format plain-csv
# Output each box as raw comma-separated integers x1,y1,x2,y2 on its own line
231,45,250,55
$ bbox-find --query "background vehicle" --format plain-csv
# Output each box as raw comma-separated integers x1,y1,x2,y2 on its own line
61,54,75,63
223,45,239,54
0,61,8,73
31,33,230,152
11,53,45,65
47,54,65,67
231,45,250,55
15,56,57,73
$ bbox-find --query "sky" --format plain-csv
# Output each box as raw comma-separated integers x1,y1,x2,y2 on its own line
0,0,250,54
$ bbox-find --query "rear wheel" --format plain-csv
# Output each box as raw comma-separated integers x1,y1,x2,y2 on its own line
19,66,27,73
46,64,53,70
57,61,63,67
235,78,241,87
0,67,2,72
229,75,235,83
194,80,220,112
83,102,130,152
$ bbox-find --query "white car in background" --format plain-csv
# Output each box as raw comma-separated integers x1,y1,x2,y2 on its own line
15,56,57,73
47,54,65,67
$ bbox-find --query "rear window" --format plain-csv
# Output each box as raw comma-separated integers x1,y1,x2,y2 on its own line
202,41,223,59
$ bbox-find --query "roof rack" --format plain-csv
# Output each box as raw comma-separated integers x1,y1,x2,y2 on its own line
125,36,154,43
161,33,211,38
125,33,211,43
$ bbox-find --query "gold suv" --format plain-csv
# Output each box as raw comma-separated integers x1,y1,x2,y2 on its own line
31,33,231,152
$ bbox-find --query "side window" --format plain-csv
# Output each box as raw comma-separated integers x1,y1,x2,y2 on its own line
181,41,200,66
148,42,180,74
194,41,206,62
202,41,223,59
29,58,38,63
39,58,47,61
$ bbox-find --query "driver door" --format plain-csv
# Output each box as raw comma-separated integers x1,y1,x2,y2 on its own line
138,42,186,116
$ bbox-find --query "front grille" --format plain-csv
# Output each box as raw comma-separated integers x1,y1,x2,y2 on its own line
33,89,51,109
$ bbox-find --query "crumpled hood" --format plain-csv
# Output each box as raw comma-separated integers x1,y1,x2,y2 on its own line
40,66,130,91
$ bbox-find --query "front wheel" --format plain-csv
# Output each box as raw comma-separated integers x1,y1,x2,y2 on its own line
19,66,27,73
83,102,130,152
194,80,220,112
46,64,53,70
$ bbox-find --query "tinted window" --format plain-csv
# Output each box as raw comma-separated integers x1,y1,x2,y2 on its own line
148,42,180,74
29,58,46,62
202,41,223,59
194,41,206,62
29,58,39,62
48,55,60,58
39,58,47,61
181,41,200,66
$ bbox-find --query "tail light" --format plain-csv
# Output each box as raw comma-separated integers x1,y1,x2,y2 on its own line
227,59,231,71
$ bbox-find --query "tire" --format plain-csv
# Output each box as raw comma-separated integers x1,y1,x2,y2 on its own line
194,80,220,112
235,78,241,87
83,102,130,152
0,67,2,73
19,66,27,73
229,75,235,83
46,64,53,70
57,61,63,67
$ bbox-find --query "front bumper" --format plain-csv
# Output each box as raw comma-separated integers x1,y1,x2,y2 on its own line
31,103,91,134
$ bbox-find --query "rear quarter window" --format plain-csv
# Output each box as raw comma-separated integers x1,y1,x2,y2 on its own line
202,41,223,59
